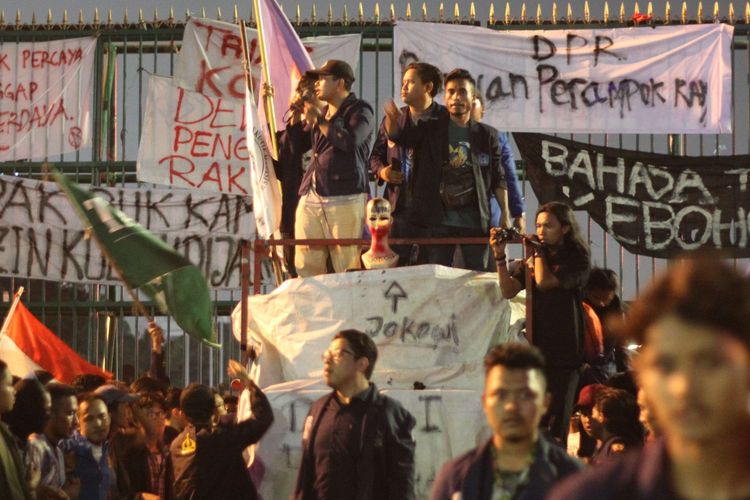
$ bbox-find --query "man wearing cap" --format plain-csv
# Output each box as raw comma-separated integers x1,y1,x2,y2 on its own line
292,59,375,277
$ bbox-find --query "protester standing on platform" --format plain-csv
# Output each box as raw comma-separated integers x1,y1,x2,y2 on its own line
490,201,590,444
292,60,375,277
293,329,416,499
384,68,510,271
431,343,582,500
471,94,525,233
551,256,750,499
370,62,445,265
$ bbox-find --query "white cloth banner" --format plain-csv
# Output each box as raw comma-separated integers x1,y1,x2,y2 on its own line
0,36,96,161
253,379,489,500
174,17,361,103
138,75,254,195
394,22,733,134
0,176,253,288
232,265,514,389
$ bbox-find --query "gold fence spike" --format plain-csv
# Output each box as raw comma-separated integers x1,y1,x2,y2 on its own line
329,3,334,24
296,4,301,25
454,2,460,21
696,1,703,22
138,8,144,25
552,2,558,23
422,2,428,21
47,8,53,26
439,1,445,21
359,2,364,23
16,8,22,27
233,5,239,23
567,2,573,23
342,4,349,24
728,1,734,22
79,8,86,27
604,2,610,22
746,1,750,23
536,3,542,24
374,2,380,23
31,11,36,27
491,2,499,24
619,2,625,22
390,2,396,22
713,1,719,20
584,0,590,22
681,1,687,22
107,8,113,26
634,1,640,14
93,7,99,25
665,1,670,22
647,2,653,17
0,10,5,27
215,7,221,20
406,2,412,20
311,3,317,24
201,8,206,18
168,7,175,24
521,3,527,22
62,9,68,26
504,2,511,24
470,2,476,22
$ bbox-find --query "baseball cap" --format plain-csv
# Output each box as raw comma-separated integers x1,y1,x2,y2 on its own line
94,384,138,406
306,60,355,84
575,383,606,408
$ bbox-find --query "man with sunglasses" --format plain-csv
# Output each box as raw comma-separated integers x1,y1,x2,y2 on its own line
293,329,417,500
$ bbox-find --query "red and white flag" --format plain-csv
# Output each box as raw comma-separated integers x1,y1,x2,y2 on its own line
0,300,111,383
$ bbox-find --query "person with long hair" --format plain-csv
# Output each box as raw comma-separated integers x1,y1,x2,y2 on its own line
490,201,591,444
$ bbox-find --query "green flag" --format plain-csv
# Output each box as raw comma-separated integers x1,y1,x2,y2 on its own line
54,172,219,348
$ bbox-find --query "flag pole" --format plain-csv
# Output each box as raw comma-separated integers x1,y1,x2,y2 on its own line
246,1,280,159
0,287,25,340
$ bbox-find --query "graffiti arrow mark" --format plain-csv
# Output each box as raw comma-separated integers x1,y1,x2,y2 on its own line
384,281,408,314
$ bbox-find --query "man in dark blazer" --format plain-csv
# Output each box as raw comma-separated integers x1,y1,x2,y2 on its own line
293,330,416,500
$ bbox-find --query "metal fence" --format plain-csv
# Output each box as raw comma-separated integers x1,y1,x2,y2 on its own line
1,4,749,385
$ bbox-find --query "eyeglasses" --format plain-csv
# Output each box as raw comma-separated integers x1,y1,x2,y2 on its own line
321,348,355,363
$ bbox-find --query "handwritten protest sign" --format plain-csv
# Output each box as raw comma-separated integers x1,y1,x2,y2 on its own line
0,176,254,288
0,37,96,161
138,75,254,195
515,133,750,257
174,17,361,105
394,22,732,134
232,265,514,389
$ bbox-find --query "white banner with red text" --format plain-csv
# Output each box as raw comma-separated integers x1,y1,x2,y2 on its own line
0,36,96,161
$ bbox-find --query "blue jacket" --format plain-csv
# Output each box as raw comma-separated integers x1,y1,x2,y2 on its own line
61,432,115,500
297,93,375,197
490,132,525,226
431,436,583,500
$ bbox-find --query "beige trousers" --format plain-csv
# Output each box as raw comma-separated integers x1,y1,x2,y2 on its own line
294,192,366,277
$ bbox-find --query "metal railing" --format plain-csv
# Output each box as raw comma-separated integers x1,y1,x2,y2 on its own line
1,4,749,385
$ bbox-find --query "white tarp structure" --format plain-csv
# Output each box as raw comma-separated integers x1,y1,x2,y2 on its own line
232,265,517,389
232,265,527,499
394,22,733,134
0,36,96,161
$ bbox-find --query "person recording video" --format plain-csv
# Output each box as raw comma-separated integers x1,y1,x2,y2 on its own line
489,201,591,445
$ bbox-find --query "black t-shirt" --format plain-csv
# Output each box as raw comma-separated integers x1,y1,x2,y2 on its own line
513,244,590,368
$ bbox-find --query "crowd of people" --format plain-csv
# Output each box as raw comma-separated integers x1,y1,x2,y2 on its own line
2,254,750,499
3,60,750,500
275,58,524,276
